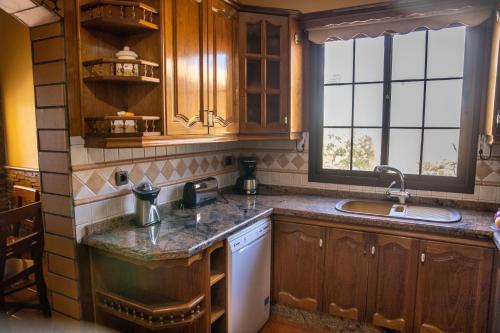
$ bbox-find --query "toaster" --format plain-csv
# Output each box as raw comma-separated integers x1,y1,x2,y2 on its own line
182,177,219,208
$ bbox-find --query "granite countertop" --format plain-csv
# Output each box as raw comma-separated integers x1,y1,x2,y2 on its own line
81,194,500,261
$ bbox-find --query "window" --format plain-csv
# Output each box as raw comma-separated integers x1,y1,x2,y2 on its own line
309,25,488,193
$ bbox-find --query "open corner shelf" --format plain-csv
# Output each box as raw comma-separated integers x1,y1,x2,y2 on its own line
83,75,160,84
80,1,159,34
210,305,225,324
209,272,225,287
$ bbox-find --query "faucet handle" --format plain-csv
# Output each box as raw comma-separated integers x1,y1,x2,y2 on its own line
385,180,397,197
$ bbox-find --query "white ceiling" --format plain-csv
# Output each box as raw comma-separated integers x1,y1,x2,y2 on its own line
237,0,386,13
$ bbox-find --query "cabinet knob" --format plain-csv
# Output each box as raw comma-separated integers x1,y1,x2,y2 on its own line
421,253,426,263
371,245,376,256
319,238,323,248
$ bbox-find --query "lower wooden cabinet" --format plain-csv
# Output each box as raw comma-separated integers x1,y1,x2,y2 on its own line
324,229,369,321
272,220,495,333
273,222,324,312
413,241,493,333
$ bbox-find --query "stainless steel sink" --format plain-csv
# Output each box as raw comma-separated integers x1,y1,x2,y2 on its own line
335,199,462,223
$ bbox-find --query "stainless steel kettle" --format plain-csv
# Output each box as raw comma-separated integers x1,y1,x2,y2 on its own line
132,181,161,226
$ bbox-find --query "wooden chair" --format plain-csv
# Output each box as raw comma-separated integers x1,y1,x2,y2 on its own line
0,202,51,316
12,185,40,238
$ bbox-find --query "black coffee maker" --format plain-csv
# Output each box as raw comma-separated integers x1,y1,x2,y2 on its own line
235,157,258,195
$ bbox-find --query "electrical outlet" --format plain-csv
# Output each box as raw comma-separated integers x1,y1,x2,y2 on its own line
115,170,129,186
223,155,233,166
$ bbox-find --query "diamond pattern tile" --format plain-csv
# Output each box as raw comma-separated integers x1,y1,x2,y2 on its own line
129,164,144,185
277,154,289,168
146,163,160,182
72,176,84,197
291,155,306,169
162,161,175,179
176,160,187,177
86,171,106,194
200,158,210,172
262,154,274,167
211,156,220,171
476,161,493,180
189,159,199,175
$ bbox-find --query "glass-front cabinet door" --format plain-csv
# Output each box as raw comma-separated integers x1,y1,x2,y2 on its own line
239,13,289,134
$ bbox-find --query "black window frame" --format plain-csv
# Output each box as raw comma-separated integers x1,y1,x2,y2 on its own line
308,21,492,193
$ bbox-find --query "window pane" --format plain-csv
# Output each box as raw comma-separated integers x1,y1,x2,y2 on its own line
246,23,261,54
324,85,352,127
355,36,385,82
427,27,466,78
352,128,381,171
388,129,421,175
425,79,463,128
266,94,280,124
324,40,353,84
354,84,383,126
247,59,261,89
422,129,459,176
390,81,424,127
323,128,351,170
392,30,426,80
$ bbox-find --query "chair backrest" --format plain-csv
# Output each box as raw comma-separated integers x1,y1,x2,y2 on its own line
0,202,43,281
13,185,40,208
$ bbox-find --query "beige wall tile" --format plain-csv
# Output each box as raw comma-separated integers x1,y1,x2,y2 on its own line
41,193,73,217
38,130,68,151
87,148,104,163
33,61,65,85
30,22,62,40
36,108,67,129
44,213,74,238
38,152,70,173
35,84,65,107
48,253,77,279
45,233,75,259
33,37,65,63
47,272,78,299
41,173,71,196
51,293,81,319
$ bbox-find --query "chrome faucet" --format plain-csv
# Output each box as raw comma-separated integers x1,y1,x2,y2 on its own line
373,165,410,204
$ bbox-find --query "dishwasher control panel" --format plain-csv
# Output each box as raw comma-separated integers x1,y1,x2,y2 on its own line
228,219,270,252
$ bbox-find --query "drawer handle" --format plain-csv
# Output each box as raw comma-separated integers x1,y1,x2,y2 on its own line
319,238,323,248
371,246,376,256
421,253,426,263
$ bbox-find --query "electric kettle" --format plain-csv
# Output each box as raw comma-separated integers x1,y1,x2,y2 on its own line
132,181,161,226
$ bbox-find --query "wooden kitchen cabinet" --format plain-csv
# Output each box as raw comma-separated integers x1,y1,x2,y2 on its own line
366,235,419,332
238,11,303,138
414,241,493,333
164,0,238,136
273,221,324,312
207,0,239,135
323,229,369,321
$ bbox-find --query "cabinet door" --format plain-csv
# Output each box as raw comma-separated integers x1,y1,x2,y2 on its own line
164,0,208,135
323,229,369,321
414,241,493,333
273,221,324,312
207,0,238,135
366,235,419,333
239,13,289,134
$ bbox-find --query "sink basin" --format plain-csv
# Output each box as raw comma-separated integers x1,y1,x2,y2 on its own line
335,199,462,223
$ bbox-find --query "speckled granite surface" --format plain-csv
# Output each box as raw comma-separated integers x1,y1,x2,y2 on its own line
81,193,500,261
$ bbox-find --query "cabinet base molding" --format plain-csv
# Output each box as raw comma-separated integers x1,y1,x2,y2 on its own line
277,292,318,312
372,313,405,332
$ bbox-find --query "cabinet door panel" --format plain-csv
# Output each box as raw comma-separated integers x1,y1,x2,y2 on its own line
414,241,493,333
324,229,369,321
367,235,419,333
273,222,324,312
209,0,238,134
165,0,207,135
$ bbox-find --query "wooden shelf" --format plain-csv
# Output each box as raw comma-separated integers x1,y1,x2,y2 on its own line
80,1,159,34
210,306,225,324
83,76,160,84
83,58,159,67
210,272,225,287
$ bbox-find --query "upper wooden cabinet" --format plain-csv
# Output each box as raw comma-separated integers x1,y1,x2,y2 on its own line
238,12,303,138
164,0,238,137
273,221,324,312
414,241,493,333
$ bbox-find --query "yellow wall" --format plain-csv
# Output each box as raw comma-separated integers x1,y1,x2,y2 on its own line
0,10,38,169
239,0,385,13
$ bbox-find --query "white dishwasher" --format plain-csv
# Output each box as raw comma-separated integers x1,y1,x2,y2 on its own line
227,218,271,333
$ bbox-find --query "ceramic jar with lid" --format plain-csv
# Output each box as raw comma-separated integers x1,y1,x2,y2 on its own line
115,46,138,77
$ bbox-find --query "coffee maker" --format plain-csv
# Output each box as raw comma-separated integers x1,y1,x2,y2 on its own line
236,157,258,195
